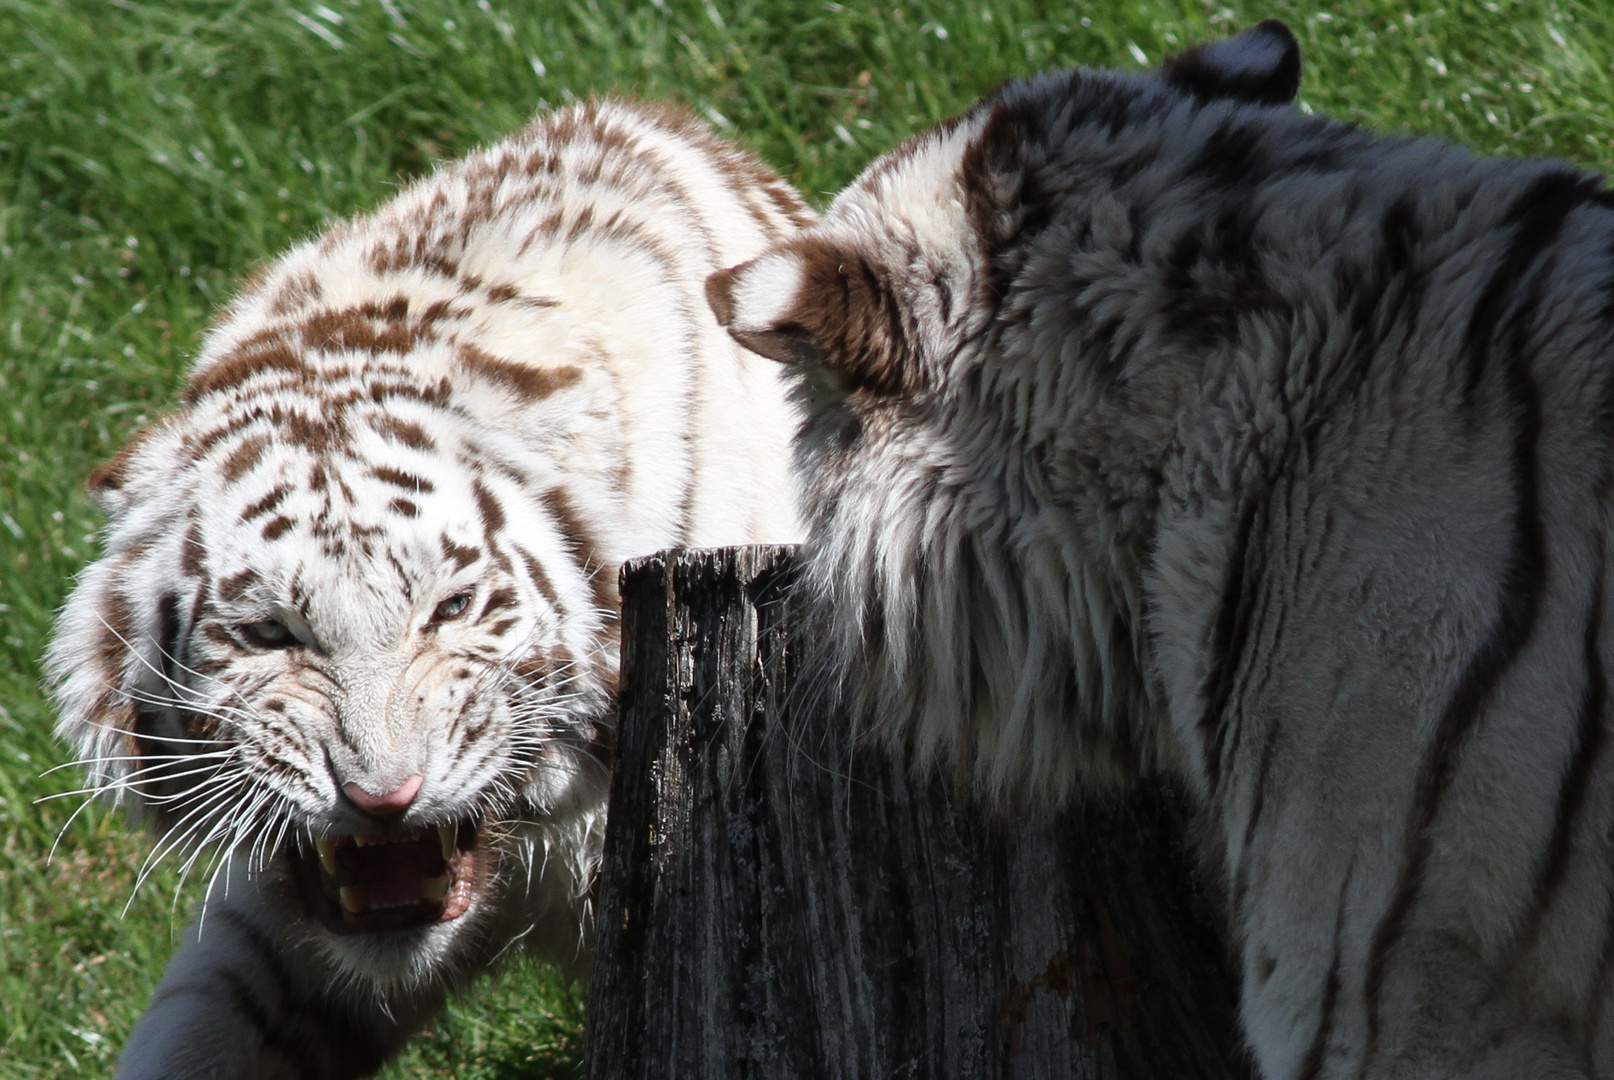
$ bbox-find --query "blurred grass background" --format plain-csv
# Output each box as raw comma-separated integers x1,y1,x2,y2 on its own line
2,0,1612,1075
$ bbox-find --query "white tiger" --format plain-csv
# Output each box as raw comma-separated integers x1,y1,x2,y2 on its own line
48,98,807,1080
711,21,1614,1080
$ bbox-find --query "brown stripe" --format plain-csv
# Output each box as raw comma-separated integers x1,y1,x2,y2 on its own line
261,516,295,541
457,344,582,402
200,623,238,650
267,270,324,316
184,335,304,404
705,135,814,237
472,480,506,535
95,582,137,695
440,536,481,571
512,544,562,612
385,552,415,601
272,411,349,454
366,376,452,407
88,423,161,497
299,298,429,355
369,468,432,493
217,569,260,602
241,485,291,522
220,435,271,483
368,238,459,279
154,590,183,685
540,486,617,616
479,587,517,618
179,520,205,577
367,414,436,452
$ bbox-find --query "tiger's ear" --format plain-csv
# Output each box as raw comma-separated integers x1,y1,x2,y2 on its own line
86,435,146,517
84,421,172,518
1161,19,1301,106
710,247,920,397
706,252,823,367
87,462,133,517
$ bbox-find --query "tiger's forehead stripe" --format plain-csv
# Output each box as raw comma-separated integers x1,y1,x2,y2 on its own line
239,485,290,522
216,568,259,601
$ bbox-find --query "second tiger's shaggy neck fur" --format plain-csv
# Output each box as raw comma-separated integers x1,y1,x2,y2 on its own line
778,60,1614,813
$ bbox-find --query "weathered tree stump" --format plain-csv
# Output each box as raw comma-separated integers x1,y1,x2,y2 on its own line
586,545,1248,1080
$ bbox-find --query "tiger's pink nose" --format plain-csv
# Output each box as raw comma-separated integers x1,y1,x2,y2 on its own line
341,774,423,817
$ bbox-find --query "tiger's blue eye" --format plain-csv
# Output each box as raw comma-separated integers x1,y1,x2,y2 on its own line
242,620,294,648
432,594,472,623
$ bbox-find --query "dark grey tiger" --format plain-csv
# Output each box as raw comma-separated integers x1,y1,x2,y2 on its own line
712,21,1614,1079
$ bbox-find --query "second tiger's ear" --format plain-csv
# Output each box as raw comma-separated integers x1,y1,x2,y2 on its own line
1161,19,1301,107
706,253,823,367
710,245,921,397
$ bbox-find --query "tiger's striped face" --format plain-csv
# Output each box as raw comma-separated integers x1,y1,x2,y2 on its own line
52,296,616,979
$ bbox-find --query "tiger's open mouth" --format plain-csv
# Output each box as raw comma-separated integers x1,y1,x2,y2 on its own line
302,821,480,934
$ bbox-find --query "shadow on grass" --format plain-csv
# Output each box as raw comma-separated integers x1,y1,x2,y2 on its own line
449,1048,583,1080
383,962,587,1080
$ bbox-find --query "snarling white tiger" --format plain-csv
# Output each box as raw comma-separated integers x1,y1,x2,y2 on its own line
48,98,807,1079
712,20,1614,1080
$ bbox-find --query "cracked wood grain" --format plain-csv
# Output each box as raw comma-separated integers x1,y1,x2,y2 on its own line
587,545,1249,1080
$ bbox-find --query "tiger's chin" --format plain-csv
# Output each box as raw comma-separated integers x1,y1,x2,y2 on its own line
299,819,483,937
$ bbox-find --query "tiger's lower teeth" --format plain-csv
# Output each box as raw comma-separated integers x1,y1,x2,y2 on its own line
336,878,455,915
421,875,450,903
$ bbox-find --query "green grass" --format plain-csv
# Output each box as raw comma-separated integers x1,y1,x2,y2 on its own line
3,0,1613,1075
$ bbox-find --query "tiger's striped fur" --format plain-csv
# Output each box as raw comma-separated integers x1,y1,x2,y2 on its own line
712,21,1614,1079
49,98,808,1080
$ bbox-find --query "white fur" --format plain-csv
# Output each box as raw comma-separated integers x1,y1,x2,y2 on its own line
724,252,805,334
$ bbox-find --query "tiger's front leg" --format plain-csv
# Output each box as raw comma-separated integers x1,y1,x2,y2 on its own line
116,862,443,1080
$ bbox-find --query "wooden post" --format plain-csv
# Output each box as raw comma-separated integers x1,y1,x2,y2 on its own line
586,546,1248,1080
